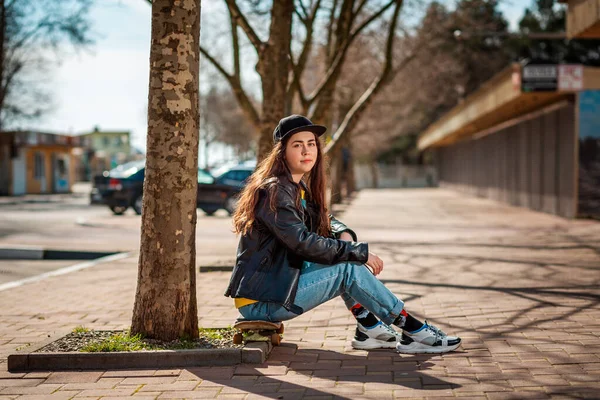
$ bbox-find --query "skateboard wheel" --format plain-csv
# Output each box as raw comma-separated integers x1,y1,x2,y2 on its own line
271,333,281,346
233,332,243,345
276,324,284,334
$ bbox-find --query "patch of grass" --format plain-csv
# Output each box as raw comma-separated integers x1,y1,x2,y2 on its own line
72,326,90,334
81,331,153,352
72,327,239,353
199,327,233,341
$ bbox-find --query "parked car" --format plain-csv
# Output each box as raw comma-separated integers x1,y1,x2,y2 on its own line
90,160,242,216
213,163,255,189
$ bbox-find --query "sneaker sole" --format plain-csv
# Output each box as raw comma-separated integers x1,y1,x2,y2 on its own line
396,341,461,354
352,338,397,350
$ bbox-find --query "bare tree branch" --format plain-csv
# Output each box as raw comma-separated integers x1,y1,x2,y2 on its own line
200,45,232,80
351,0,395,41
228,80,261,130
324,0,404,153
151,0,256,126
225,0,263,52
353,0,368,18
1,0,93,127
228,5,241,80
286,0,322,108
199,46,261,129
0,61,23,114
306,0,395,105
288,57,309,110
295,0,309,21
326,0,340,61
293,8,307,24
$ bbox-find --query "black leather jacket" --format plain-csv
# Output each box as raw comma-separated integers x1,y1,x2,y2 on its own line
224,173,369,314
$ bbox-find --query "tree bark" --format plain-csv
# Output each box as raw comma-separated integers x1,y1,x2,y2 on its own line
131,0,201,341
256,0,294,162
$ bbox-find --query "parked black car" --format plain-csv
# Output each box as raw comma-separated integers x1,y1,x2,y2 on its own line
212,162,254,189
91,160,242,216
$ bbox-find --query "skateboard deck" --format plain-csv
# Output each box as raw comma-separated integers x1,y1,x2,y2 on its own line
232,320,284,345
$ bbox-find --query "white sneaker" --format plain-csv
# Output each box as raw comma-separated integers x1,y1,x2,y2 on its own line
396,321,461,354
351,321,402,350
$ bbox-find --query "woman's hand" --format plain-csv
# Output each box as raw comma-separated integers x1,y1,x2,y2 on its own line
339,232,382,275
366,252,384,276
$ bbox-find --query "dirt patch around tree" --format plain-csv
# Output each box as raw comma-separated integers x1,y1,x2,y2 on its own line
37,328,241,353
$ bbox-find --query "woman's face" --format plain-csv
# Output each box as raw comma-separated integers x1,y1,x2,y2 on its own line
284,131,318,176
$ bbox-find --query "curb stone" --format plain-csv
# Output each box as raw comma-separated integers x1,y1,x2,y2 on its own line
8,329,272,371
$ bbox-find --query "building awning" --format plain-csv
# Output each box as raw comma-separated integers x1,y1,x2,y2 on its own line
559,0,600,38
418,64,600,150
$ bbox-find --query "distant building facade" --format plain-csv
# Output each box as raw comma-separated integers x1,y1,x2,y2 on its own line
79,128,141,180
419,63,600,219
560,0,600,38
0,131,89,195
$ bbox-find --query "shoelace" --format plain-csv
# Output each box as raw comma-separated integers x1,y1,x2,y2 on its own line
424,321,447,343
382,323,402,339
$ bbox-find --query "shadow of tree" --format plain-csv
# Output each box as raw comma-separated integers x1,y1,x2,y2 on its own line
380,278,600,339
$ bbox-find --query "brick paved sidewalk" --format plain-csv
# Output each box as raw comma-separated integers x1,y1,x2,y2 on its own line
1,188,599,399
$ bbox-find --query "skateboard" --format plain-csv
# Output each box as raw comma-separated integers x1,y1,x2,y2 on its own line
232,320,284,346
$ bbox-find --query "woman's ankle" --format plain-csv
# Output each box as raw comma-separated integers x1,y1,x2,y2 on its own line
393,310,424,333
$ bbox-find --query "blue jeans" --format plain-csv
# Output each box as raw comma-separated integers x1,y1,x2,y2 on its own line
237,260,405,325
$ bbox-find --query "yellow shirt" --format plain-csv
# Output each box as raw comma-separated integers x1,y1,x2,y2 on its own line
234,189,306,309
234,297,258,308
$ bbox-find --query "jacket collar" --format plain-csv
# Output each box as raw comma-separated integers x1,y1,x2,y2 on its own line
282,164,302,189
283,164,310,194
279,164,311,201
299,179,309,193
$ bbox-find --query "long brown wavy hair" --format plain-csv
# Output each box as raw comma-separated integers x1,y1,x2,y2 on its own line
232,132,331,237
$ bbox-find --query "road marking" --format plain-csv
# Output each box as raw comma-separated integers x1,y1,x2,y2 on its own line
0,252,132,292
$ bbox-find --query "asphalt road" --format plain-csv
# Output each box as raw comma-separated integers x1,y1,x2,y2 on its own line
0,190,239,286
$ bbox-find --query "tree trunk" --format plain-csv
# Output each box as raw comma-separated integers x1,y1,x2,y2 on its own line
329,90,352,204
256,0,294,162
330,146,342,205
370,159,379,189
308,0,352,124
131,0,201,341
346,140,356,195
347,160,356,194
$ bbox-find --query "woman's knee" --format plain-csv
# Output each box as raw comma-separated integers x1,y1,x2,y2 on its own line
341,261,372,285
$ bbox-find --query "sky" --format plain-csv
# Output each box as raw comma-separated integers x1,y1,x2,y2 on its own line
27,0,533,160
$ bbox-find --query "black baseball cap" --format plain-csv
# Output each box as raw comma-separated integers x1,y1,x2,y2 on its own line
273,115,327,144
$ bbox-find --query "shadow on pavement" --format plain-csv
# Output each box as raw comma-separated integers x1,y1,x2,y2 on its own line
186,345,457,399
